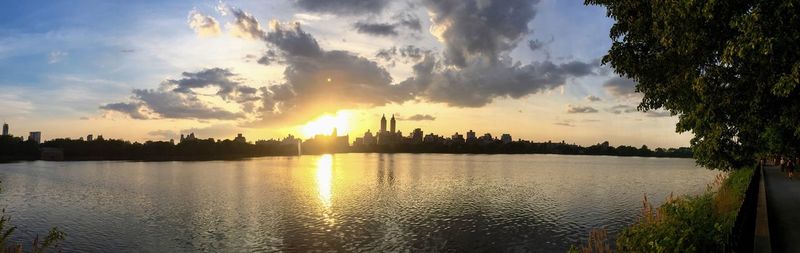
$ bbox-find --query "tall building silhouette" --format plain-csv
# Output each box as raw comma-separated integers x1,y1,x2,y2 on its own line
380,114,387,133
390,114,396,133
2,122,8,136
466,130,477,143
412,128,423,143
28,131,41,144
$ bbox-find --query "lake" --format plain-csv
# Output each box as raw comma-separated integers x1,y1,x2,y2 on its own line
0,153,718,252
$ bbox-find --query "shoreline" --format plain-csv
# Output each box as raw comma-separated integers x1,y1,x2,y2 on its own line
0,151,693,163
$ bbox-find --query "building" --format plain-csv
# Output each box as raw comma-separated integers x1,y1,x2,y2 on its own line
377,114,402,145
451,132,465,144
380,114,387,133
2,122,8,136
87,134,93,141
360,130,376,146
28,131,41,144
412,128,423,143
180,132,197,143
305,127,349,151
423,133,444,144
96,135,105,141
479,133,493,144
234,133,246,143
390,114,396,133
501,134,512,144
281,134,300,145
466,130,477,143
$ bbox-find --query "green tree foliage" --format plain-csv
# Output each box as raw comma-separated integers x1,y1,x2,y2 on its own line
585,0,800,170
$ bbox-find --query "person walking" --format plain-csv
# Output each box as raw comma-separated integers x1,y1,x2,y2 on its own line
787,158,795,180
780,156,786,173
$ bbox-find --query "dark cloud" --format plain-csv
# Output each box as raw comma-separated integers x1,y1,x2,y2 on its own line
375,47,396,61
387,0,597,107
400,56,597,107
256,50,278,65
265,21,321,57
293,0,390,15
353,21,398,36
375,45,426,62
353,12,421,37
603,76,637,97
248,21,413,125
100,102,149,119
608,104,637,114
607,104,671,117
227,8,265,40
130,89,243,120
105,3,601,125
101,67,251,120
399,45,424,60
423,0,539,67
646,110,672,117
554,120,575,127
528,35,554,52
585,95,601,102
167,68,241,100
396,13,421,31
403,114,436,121
528,39,545,51
566,105,598,113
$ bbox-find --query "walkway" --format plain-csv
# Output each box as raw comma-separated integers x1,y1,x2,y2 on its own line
764,166,800,252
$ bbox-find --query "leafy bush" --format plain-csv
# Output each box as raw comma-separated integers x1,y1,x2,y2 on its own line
616,168,752,252
572,168,753,252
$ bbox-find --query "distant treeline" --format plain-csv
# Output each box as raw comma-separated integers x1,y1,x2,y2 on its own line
350,141,692,158
0,136,691,162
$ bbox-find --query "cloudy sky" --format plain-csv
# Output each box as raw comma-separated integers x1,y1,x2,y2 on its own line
0,0,689,147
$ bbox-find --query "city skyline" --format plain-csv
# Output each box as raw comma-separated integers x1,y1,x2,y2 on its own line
0,0,687,148
0,115,687,150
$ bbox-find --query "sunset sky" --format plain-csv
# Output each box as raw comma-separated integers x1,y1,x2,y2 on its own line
0,0,689,148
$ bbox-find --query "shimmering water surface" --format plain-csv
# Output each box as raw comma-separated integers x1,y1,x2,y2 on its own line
0,154,717,252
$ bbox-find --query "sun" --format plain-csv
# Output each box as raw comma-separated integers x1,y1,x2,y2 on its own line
301,111,351,138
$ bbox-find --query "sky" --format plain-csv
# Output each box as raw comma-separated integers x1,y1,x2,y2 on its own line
0,0,691,148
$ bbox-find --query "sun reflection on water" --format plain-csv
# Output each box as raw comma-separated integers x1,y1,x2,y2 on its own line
315,154,335,227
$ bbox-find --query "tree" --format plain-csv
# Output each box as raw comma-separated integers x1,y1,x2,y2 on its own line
585,0,800,170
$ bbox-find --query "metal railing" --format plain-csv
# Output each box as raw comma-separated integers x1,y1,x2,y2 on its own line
727,165,762,252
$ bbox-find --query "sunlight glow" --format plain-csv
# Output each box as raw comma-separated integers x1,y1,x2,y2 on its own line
316,154,333,208
315,154,335,226
301,111,351,138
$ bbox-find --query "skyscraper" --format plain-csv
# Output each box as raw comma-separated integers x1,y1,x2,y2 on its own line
28,131,41,144
466,130,477,142
412,128,423,143
2,122,8,136
390,114,396,133
380,114,387,133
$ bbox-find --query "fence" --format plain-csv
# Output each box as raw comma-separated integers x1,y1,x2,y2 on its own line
727,165,762,252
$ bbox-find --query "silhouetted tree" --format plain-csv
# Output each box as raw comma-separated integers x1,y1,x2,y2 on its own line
586,0,800,170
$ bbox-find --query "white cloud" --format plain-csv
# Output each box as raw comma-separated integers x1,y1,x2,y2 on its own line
48,50,67,64
188,10,222,37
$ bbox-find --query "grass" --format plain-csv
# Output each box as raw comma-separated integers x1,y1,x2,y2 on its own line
570,167,753,252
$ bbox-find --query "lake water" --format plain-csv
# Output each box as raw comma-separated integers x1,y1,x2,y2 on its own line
0,154,718,252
